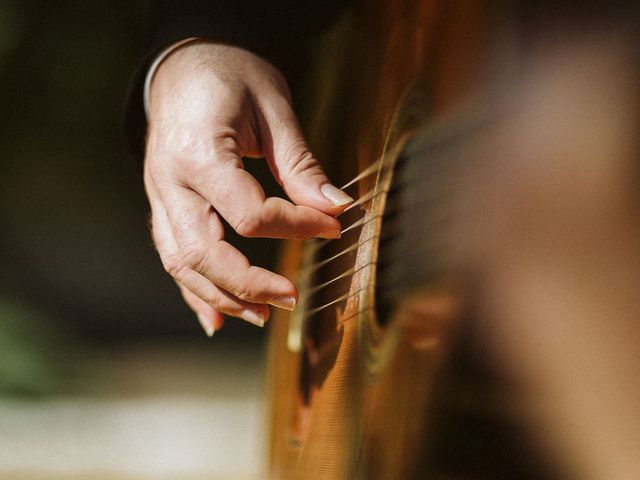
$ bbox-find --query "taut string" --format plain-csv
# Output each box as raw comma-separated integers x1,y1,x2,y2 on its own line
300,233,379,275
340,158,382,190
295,156,387,317
306,260,375,296
302,285,368,320
340,187,386,214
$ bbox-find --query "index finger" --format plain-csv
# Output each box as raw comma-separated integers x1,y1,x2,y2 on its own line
186,153,342,240
160,184,300,307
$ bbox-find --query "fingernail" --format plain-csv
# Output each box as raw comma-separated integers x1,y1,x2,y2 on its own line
197,313,215,337
317,229,341,239
321,184,354,206
268,296,297,311
240,309,265,327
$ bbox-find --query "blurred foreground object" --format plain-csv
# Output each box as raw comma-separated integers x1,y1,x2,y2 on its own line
471,29,640,480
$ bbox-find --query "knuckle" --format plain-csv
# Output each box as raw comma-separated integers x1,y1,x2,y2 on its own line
146,143,209,187
178,127,241,174
180,244,209,272
161,251,185,278
163,130,215,176
282,143,322,179
180,156,210,183
233,212,262,237
162,243,208,278
176,143,212,177
203,293,220,310
210,130,243,167
148,121,243,181
232,269,266,302
295,152,322,176
209,114,236,133
283,139,310,165
233,284,255,303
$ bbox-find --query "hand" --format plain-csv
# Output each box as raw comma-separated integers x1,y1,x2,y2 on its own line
144,41,353,335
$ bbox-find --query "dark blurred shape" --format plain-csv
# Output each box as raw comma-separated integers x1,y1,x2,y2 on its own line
375,2,640,478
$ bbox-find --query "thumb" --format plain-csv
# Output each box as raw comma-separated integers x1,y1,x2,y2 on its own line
259,96,353,215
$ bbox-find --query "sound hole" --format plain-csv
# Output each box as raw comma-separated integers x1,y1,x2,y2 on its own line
374,154,405,328
298,179,364,405
375,115,479,329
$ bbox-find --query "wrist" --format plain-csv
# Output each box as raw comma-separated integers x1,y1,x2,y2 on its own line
144,38,201,118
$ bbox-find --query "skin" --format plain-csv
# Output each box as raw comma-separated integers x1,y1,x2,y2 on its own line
144,41,353,334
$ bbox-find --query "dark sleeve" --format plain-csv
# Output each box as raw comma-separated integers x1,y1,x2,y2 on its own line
123,0,347,157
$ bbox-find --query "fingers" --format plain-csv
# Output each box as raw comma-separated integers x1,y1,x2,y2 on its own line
185,154,342,239
256,94,354,215
147,68,346,240
164,194,298,303
181,286,224,336
150,184,297,311
172,136,340,238
176,268,270,327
